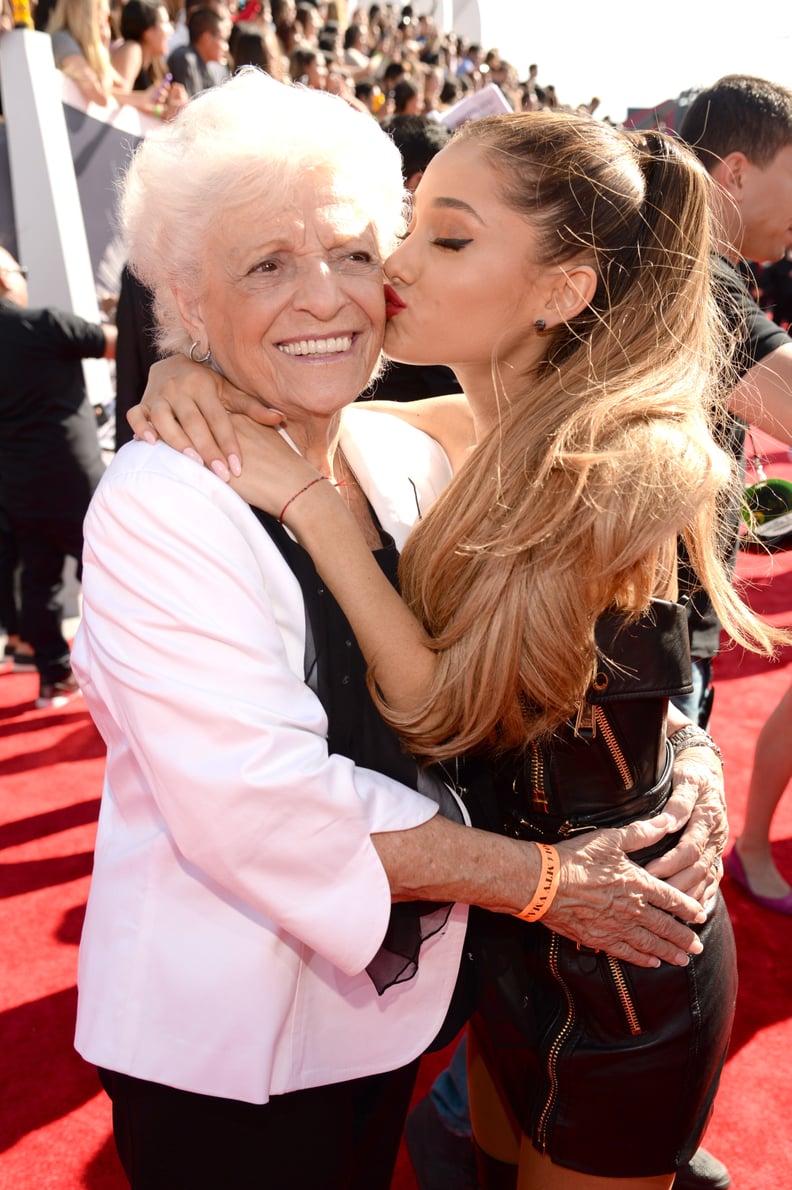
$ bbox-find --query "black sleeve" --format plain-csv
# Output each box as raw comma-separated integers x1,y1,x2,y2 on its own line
35,307,108,360
114,265,162,450
714,256,791,376
167,47,191,89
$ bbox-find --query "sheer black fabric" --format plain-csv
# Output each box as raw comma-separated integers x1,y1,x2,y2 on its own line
251,507,464,995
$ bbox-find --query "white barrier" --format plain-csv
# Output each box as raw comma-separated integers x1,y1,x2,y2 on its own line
0,29,158,402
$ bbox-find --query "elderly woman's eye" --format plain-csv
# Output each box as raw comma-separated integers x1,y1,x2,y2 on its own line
251,260,279,274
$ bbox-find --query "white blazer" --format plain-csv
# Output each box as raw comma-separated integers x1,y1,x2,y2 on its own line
72,407,469,1104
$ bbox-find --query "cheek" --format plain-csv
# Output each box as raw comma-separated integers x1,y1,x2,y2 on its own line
355,280,387,338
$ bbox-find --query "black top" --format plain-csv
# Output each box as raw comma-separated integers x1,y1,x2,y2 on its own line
114,265,161,451
362,361,463,403
0,300,106,518
716,256,790,378
249,506,463,1002
167,44,215,97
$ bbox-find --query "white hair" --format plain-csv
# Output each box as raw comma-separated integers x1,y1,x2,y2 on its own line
120,69,408,354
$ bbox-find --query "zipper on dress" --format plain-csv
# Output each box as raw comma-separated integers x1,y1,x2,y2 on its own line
528,743,548,812
606,955,642,1035
535,932,576,1153
573,702,633,790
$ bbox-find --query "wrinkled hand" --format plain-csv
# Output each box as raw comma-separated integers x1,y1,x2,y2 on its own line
127,356,282,478
228,416,319,516
646,748,727,905
545,814,706,969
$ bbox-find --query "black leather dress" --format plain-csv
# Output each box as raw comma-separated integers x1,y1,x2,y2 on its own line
467,599,737,1178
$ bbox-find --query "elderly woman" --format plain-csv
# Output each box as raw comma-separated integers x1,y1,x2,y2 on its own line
77,73,726,1189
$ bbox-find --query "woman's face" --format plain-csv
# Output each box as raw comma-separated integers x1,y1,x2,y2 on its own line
178,178,386,431
383,139,554,383
305,55,328,89
143,6,173,57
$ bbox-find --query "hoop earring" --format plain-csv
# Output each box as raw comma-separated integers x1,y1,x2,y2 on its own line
189,341,212,364
534,319,547,334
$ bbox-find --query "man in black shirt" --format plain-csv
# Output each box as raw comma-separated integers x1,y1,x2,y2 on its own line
168,5,231,97
671,74,792,1190
0,247,115,708
676,76,792,727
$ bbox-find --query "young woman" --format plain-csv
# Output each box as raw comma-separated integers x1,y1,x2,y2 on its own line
110,0,173,92
129,109,781,1188
49,0,181,114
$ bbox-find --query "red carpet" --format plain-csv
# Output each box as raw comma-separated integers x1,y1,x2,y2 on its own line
2,432,792,1189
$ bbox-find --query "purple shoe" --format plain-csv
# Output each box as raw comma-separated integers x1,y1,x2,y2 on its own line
724,845,792,915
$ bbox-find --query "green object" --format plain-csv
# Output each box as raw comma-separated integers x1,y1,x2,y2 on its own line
741,477,792,550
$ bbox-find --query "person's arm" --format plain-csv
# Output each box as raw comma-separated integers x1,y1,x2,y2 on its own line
229,416,440,723
127,356,284,476
77,450,448,976
128,356,280,475
77,448,704,970
227,418,731,907
109,74,188,118
127,358,476,473
102,323,117,359
377,809,706,968
729,340,792,443
109,38,143,90
57,52,111,105
124,367,730,916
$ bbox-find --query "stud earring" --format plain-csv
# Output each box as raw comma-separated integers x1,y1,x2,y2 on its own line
189,341,213,364
534,319,547,333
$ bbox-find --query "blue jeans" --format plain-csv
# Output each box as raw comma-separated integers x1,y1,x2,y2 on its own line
670,657,713,728
429,1034,471,1137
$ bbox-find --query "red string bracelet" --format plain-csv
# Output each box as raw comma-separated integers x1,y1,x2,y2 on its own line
278,475,327,524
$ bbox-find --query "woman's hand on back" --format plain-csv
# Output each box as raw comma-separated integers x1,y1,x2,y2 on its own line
127,355,283,481
548,816,707,968
646,748,727,904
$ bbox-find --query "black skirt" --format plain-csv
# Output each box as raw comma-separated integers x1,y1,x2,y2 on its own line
464,599,737,1176
470,894,735,1176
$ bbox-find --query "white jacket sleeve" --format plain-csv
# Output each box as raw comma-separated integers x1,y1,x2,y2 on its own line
72,443,440,976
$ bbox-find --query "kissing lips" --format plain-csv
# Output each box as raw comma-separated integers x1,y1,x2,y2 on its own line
384,284,406,320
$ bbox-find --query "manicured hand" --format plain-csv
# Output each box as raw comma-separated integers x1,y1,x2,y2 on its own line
127,355,283,480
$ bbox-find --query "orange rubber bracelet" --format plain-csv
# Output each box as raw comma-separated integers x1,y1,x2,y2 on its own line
513,841,561,922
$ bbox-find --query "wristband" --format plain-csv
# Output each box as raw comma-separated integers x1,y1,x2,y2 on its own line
668,724,723,764
513,841,561,922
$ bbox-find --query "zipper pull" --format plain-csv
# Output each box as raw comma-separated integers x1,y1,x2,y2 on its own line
574,701,597,738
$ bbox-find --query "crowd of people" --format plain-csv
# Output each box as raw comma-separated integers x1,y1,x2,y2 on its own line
2,6,792,1190
2,0,602,120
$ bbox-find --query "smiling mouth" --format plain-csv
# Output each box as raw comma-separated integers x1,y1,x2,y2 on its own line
277,335,354,357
